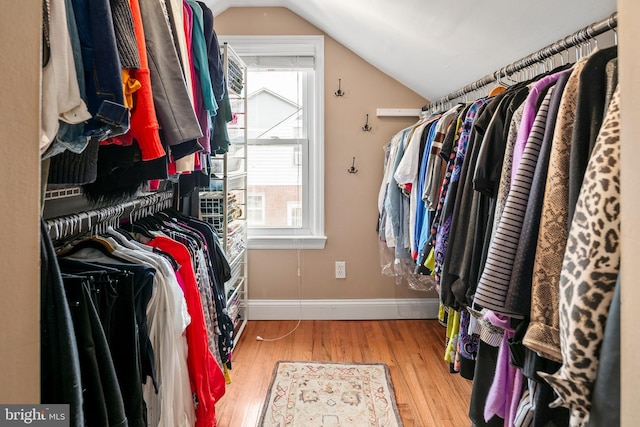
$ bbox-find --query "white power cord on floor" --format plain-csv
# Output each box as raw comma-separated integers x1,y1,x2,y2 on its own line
255,246,303,342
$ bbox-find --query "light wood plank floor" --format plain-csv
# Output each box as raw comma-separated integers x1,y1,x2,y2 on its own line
215,320,473,426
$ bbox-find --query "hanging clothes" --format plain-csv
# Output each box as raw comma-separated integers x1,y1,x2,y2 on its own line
40,0,91,156
40,220,85,427
521,57,588,363
439,95,502,310
143,235,224,427
58,258,152,427
108,0,166,162
539,85,620,427
394,115,440,259
43,0,232,202
430,106,467,281
62,238,195,427
378,39,620,427
43,200,237,427
504,70,572,318
588,276,621,427
138,0,202,153
434,99,488,294
473,77,566,315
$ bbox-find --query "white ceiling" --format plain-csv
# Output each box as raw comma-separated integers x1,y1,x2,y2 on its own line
205,0,617,101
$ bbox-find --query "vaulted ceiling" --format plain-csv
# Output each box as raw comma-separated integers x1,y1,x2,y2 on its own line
205,0,616,101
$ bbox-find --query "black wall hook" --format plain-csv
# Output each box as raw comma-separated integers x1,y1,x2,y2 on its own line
362,114,372,132
347,157,358,174
334,78,345,97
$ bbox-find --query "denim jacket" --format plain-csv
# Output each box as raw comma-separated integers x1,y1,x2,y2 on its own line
70,0,130,140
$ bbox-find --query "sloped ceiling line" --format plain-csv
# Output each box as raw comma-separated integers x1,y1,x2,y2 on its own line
423,11,618,110
205,0,617,100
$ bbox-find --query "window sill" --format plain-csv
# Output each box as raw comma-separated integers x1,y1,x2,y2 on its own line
247,235,327,250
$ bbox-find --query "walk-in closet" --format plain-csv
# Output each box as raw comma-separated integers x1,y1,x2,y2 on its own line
0,1,637,426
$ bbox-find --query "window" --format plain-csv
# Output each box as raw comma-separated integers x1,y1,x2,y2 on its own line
287,202,303,227
247,194,265,225
292,145,302,166
219,36,326,249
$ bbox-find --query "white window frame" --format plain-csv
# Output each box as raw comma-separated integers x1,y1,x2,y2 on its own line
219,35,326,250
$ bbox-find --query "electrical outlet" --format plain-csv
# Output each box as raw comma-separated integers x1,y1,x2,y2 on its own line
335,261,346,279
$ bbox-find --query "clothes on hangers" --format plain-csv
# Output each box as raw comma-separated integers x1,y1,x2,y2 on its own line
43,0,230,200
522,57,590,364
393,115,440,258
40,0,92,156
539,85,621,427
473,81,563,315
378,44,620,426
59,270,130,427
140,235,225,427
58,258,152,427
62,236,196,427
43,203,236,427
40,219,85,427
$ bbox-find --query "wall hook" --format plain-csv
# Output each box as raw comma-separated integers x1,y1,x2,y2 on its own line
334,78,345,97
347,157,358,174
362,114,372,132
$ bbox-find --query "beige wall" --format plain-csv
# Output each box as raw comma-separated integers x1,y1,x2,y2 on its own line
216,7,432,301
0,3,41,402
618,1,638,425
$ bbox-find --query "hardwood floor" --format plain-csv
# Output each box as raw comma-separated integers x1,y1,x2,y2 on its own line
215,320,473,426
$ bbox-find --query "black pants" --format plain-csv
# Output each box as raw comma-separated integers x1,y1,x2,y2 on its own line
60,258,152,427
40,220,84,427
469,340,504,427
62,274,128,427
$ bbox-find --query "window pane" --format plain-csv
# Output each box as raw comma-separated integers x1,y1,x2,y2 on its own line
247,70,306,139
247,143,303,228
247,194,265,225
287,202,302,227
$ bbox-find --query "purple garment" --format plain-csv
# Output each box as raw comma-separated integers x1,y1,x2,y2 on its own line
483,310,524,427
193,73,211,154
457,309,479,361
510,69,573,182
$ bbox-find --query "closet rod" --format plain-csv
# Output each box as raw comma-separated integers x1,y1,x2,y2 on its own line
45,190,174,241
422,11,618,111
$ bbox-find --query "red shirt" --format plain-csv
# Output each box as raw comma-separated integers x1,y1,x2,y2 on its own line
108,0,166,161
146,236,225,427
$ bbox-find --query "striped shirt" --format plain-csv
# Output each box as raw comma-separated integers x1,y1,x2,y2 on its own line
474,86,557,314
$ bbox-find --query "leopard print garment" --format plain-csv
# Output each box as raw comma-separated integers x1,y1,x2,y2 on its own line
538,85,620,427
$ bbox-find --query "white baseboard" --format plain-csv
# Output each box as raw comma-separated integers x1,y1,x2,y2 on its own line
246,298,440,320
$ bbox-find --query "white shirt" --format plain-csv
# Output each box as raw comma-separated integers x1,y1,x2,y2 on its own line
41,0,92,154
394,119,432,254
378,130,406,248
165,0,195,108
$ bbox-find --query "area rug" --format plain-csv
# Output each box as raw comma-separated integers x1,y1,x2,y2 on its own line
258,361,403,427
